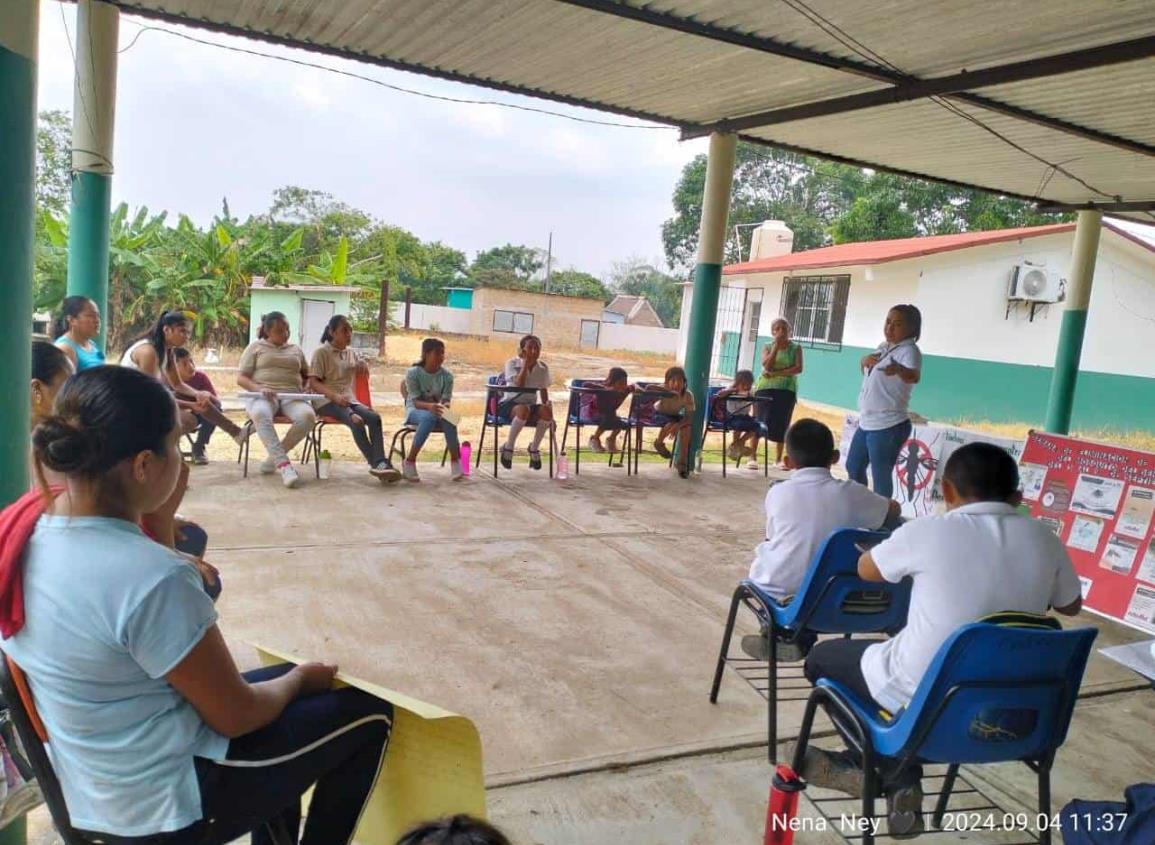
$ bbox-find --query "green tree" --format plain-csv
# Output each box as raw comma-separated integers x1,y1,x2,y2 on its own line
36,110,71,217
547,269,608,301
470,244,544,285
608,258,684,328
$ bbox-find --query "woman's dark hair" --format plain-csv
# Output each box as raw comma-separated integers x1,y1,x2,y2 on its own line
606,366,628,385
414,337,446,368
518,334,541,351
890,304,922,342
54,296,95,339
321,314,351,344
394,815,511,845
258,311,289,341
33,340,72,385
32,367,176,484
131,310,190,365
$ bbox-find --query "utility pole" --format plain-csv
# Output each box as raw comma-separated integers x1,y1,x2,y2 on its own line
544,231,553,294
376,280,389,358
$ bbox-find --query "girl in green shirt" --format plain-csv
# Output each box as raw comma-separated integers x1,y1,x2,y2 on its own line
755,318,804,467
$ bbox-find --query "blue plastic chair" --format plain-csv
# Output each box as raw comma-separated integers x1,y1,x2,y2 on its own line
478,374,555,478
709,528,909,760
625,382,683,475
793,620,1097,845
560,378,630,473
702,385,771,478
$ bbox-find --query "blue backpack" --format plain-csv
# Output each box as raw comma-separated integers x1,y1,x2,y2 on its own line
1061,784,1155,844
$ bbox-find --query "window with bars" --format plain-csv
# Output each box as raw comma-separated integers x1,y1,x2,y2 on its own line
779,275,851,349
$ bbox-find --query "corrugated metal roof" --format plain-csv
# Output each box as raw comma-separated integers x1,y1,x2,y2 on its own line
103,0,1155,215
722,220,1153,275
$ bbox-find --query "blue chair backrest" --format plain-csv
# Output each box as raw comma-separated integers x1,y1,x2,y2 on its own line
628,382,666,425
486,374,507,422
567,378,603,425
782,528,911,635
705,385,727,425
899,623,1097,764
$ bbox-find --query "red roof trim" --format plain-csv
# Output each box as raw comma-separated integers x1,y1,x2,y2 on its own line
723,223,1095,275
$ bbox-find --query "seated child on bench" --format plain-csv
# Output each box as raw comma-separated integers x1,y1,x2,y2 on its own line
743,418,900,662
798,441,1083,838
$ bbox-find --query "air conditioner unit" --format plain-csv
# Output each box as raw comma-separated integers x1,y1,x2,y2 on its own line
1008,264,1062,303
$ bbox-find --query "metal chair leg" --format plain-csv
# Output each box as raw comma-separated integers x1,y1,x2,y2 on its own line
1038,759,1053,845
932,763,959,828
767,627,778,761
722,428,727,478
710,586,746,704
475,421,487,468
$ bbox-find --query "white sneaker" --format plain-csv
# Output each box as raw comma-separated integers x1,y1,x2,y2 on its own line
450,459,465,481
259,456,277,475
588,437,606,454
279,463,300,488
370,461,402,483
747,459,760,470
402,461,420,482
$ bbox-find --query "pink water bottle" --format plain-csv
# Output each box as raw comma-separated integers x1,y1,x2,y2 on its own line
460,441,472,476
556,452,569,481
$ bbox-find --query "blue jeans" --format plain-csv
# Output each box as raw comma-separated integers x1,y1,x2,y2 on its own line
846,419,912,498
404,409,460,456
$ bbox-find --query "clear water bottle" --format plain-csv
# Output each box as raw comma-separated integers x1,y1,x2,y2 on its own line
556,452,569,481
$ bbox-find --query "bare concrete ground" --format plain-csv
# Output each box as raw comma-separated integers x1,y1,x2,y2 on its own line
25,457,1154,844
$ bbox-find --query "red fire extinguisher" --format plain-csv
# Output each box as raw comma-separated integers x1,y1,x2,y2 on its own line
764,763,806,845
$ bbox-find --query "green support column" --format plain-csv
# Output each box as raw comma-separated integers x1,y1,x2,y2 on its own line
67,0,119,352
683,132,737,469
0,1,38,842
1044,210,1102,434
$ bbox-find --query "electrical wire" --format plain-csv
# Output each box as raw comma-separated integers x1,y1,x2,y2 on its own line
58,2,115,171
114,22,675,131
777,0,1122,203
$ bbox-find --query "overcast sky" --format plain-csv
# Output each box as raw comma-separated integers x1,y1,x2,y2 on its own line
36,0,708,277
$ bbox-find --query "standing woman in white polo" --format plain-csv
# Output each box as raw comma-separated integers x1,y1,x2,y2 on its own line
845,304,922,497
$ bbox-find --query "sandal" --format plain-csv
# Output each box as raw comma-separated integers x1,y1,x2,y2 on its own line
500,446,514,470
528,449,543,471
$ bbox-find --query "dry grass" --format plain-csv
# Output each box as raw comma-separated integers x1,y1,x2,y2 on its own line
948,418,1155,453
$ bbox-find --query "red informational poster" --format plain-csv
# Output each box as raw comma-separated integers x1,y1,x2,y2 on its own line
1020,432,1155,634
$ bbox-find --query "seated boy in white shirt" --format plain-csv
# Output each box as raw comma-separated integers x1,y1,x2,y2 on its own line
742,418,900,662
798,442,1082,839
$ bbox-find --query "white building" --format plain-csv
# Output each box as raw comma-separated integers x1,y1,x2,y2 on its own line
679,220,1155,430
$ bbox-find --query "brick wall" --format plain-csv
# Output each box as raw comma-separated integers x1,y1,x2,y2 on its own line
470,288,605,348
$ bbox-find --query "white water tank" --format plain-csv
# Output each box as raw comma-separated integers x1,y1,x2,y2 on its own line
748,220,794,261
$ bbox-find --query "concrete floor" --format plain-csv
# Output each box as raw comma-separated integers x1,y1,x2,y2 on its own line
24,457,1155,843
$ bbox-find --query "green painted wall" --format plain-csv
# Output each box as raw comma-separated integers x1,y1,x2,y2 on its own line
446,289,474,309
248,289,353,344
718,331,740,377
795,344,1155,432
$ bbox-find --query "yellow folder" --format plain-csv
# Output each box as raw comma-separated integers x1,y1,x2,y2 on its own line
256,644,487,844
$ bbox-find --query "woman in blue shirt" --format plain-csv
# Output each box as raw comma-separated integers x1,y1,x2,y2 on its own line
53,296,105,371
3,366,394,843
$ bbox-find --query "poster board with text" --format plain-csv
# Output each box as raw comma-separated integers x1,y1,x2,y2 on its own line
1019,432,1155,634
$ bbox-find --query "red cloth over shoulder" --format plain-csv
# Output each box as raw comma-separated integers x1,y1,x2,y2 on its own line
0,488,62,639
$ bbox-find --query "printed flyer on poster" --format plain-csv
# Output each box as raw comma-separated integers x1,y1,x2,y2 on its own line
1020,432,1155,633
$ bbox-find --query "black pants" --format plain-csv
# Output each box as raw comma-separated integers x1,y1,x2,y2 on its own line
317,402,386,467
86,664,393,845
804,639,920,791
192,399,223,454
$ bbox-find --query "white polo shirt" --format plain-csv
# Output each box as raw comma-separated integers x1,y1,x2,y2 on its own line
857,338,922,431
749,467,892,600
860,501,1082,713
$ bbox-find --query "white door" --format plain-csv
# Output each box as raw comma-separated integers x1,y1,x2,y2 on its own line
580,319,601,348
300,299,335,359
738,288,764,373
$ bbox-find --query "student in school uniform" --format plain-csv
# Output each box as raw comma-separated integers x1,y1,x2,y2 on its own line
798,442,1083,839
743,418,900,662
846,304,923,497
499,334,553,471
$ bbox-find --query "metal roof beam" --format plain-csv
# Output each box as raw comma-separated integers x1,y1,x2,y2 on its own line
685,35,1155,135
1037,200,1155,213
552,1,1155,158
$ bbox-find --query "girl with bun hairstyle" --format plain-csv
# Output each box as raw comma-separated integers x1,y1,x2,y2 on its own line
1,366,394,844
